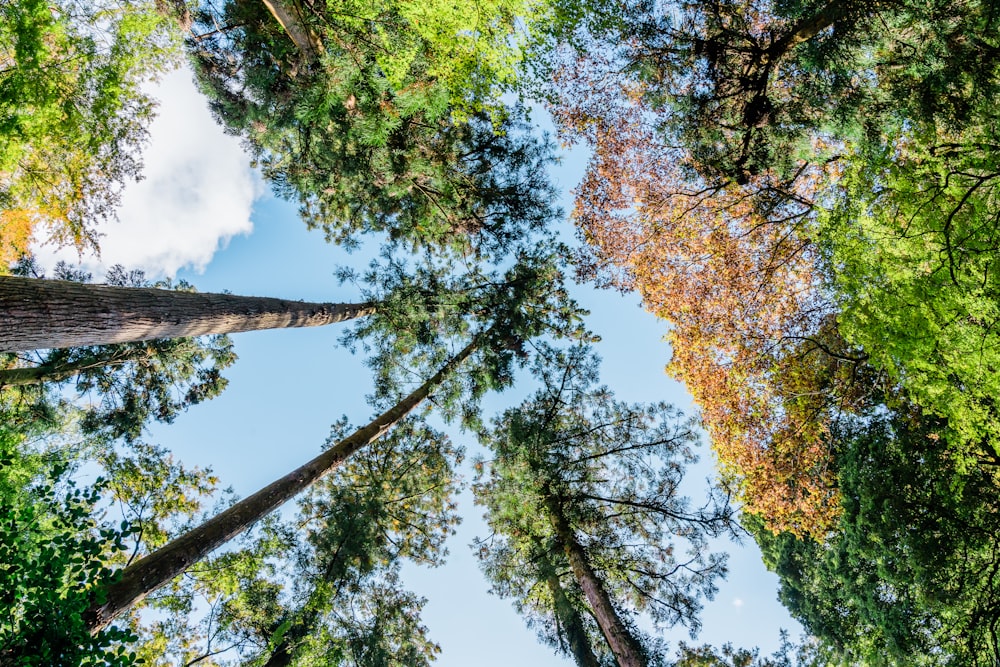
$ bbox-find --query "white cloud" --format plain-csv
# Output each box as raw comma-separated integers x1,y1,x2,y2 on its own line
732,598,745,608
34,67,264,279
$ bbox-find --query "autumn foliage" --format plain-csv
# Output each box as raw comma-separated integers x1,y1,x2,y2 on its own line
0,210,34,272
553,57,853,535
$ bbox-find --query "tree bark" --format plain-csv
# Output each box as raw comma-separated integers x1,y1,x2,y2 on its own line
0,275,374,352
0,349,137,387
544,567,602,667
260,0,324,63
84,333,483,633
766,2,850,62
546,498,648,667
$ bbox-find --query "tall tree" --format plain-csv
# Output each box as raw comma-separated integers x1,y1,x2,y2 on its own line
0,274,374,352
2,264,237,442
1,241,566,354
475,346,736,666
83,329,482,633
187,0,560,257
85,251,586,631
133,417,459,666
549,62,847,533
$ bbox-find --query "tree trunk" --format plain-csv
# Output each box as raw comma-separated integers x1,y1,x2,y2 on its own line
543,566,602,667
547,498,648,667
0,350,135,387
260,0,324,63
767,3,849,61
84,333,483,633
0,275,374,352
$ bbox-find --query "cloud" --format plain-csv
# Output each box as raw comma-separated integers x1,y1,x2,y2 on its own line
33,67,264,279
732,598,745,608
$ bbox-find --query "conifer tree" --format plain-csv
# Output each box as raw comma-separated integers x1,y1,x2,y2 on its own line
134,418,459,666
84,250,586,632
475,346,736,666
187,0,560,256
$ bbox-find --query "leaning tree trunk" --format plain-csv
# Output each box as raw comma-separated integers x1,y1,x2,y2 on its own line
84,332,484,633
260,0,324,64
0,275,374,352
547,498,648,667
0,349,132,386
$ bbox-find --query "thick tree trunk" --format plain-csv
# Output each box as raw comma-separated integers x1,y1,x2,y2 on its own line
84,333,483,633
260,0,324,63
547,498,648,667
544,568,602,667
0,275,374,352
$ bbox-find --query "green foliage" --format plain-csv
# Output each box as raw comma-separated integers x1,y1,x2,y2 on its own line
340,247,587,431
753,403,1000,665
474,345,736,663
0,0,182,252
192,0,533,116
189,0,560,256
134,417,459,666
0,438,139,666
820,121,1000,466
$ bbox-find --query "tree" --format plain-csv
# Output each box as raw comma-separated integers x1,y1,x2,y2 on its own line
548,61,847,533
475,346,736,666
187,0,560,257
533,0,849,533
2,232,574,357
83,329,482,632
0,274,374,352
85,250,586,631
754,402,1000,665
1,264,237,442
133,417,459,666
0,0,183,256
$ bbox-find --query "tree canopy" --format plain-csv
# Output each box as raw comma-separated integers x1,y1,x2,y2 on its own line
533,0,1000,536
475,346,736,666
8,0,1000,662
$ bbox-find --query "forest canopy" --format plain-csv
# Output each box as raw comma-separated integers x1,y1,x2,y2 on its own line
3,0,1000,664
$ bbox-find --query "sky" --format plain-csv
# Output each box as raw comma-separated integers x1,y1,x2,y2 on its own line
35,67,802,665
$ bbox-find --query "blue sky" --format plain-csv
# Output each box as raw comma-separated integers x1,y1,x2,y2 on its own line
37,67,802,664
